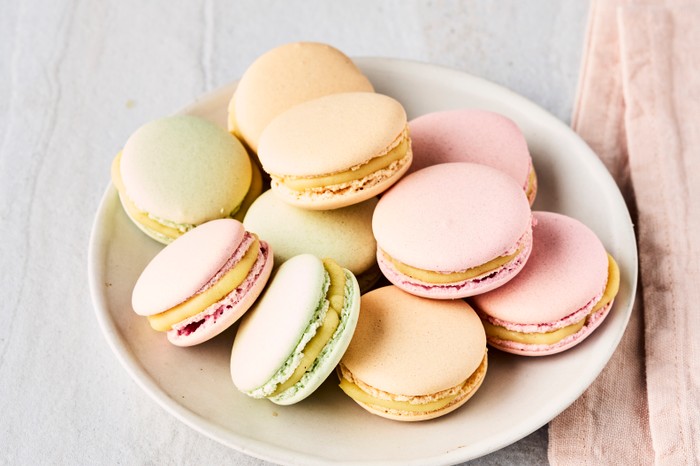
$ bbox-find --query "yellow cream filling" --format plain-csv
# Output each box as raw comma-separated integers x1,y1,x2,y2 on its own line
338,354,487,414
111,152,247,240
232,160,263,222
338,378,460,413
111,153,184,240
278,134,409,192
383,247,521,285
483,254,620,345
483,318,586,346
525,166,537,203
270,258,346,396
147,237,261,332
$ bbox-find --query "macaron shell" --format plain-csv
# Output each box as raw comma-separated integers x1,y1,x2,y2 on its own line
243,190,378,277
341,286,486,397
230,42,374,153
230,254,328,392
271,269,361,405
120,115,252,225
131,219,245,315
258,92,407,176
408,109,532,189
373,162,532,272
472,211,609,324
166,240,273,347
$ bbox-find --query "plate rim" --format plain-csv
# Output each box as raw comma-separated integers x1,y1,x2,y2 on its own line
88,56,638,465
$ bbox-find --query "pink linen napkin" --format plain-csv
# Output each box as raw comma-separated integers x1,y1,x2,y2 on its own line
549,1,700,465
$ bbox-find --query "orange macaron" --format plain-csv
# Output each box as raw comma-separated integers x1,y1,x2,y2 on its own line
257,92,413,210
337,286,487,421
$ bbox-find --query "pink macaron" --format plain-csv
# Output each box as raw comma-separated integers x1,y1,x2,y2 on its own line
408,109,537,204
471,211,621,356
131,219,273,346
372,162,533,299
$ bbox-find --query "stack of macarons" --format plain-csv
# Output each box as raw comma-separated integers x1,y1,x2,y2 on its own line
118,41,621,423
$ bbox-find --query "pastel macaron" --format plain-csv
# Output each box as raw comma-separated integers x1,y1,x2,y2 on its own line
372,162,533,299
230,254,361,405
243,190,380,291
228,41,374,153
471,211,620,356
338,286,487,421
409,109,537,204
131,219,273,347
111,115,258,244
257,92,412,210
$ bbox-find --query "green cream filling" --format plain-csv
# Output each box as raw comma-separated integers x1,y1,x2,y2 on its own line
246,260,356,401
247,272,331,399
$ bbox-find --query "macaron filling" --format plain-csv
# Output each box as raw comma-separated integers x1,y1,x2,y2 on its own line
246,258,357,403
272,128,411,194
525,164,538,205
337,353,487,416
111,152,250,242
169,240,271,339
147,233,261,331
379,226,532,292
232,160,263,222
478,254,620,347
381,245,523,285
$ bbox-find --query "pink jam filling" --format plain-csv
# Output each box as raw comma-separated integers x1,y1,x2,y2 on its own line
170,239,269,337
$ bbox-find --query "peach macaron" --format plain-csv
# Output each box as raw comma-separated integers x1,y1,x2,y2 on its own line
228,42,374,154
338,286,487,421
408,109,537,204
257,92,412,210
471,211,620,356
372,162,533,299
131,219,272,346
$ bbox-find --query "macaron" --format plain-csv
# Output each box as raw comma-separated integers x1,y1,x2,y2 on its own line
408,109,537,204
257,92,412,210
471,211,621,356
230,254,361,405
243,190,381,291
228,41,374,154
338,286,487,422
131,219,273,347
372,162,533,299
111,115,255,244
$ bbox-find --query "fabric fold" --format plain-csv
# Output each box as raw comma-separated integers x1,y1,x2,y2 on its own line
549,1,700,464
618,5,700,464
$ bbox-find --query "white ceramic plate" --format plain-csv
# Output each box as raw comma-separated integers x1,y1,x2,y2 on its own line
88,58,637,465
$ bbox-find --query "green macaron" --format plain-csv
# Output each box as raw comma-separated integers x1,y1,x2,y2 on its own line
230,254,360,405
111,115,257,244
243,189,380,291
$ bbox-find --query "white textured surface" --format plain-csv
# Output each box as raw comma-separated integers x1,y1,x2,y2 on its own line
0,1,588,464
